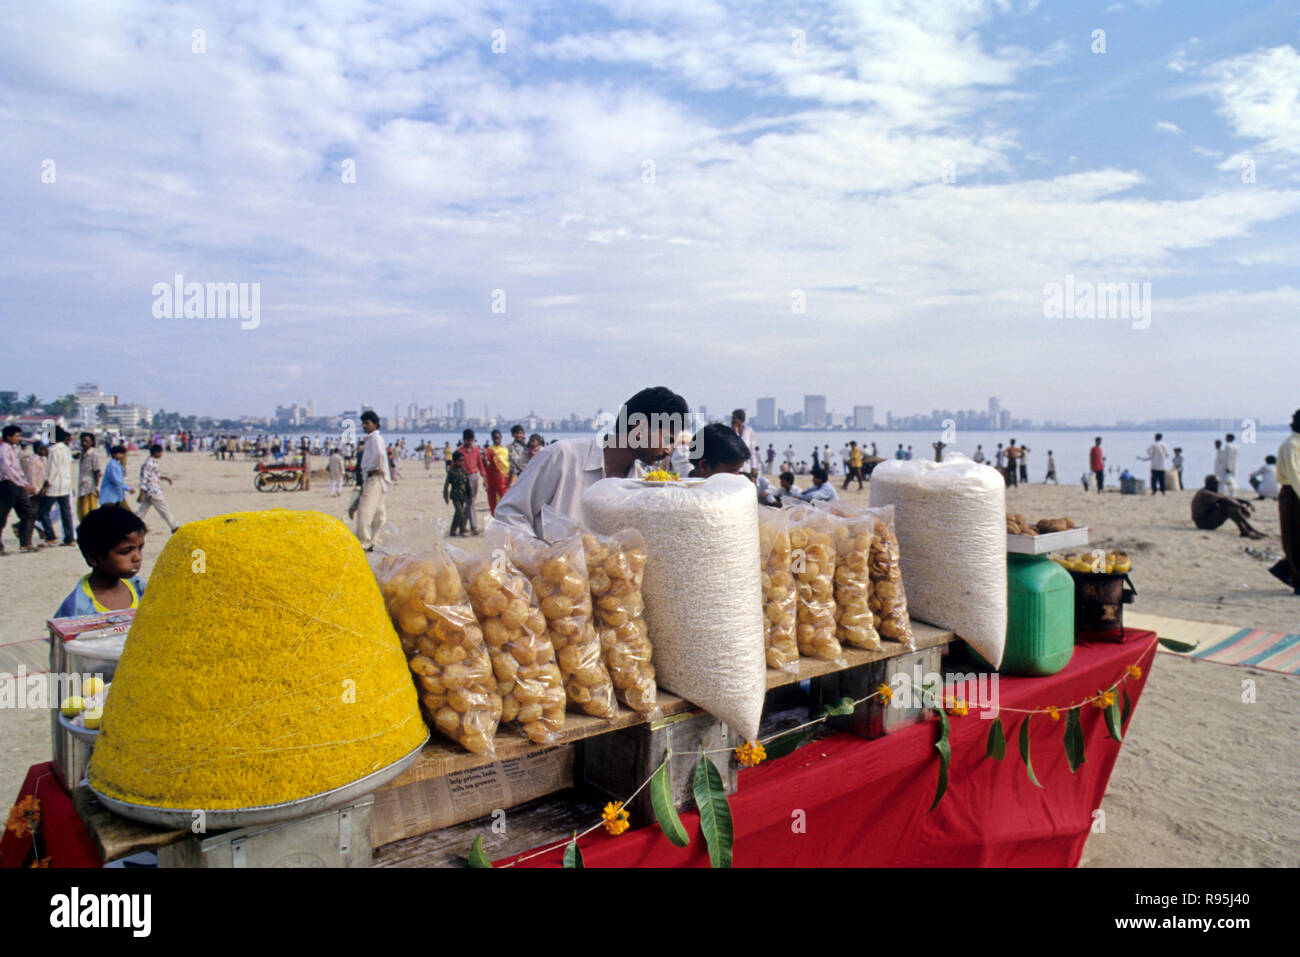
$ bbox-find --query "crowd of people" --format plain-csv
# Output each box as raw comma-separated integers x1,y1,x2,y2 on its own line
5,403,1297,603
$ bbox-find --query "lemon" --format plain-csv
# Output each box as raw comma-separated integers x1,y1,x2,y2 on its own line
60,696,85,718
83,708,104,731
82,676,106,697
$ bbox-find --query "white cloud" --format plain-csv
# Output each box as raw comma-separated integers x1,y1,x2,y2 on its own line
1201,45,1300,161
1155,120,1182,134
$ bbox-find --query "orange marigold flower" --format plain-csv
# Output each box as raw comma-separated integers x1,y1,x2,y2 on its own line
945,698,969,716
601,801,630,836
877,682,893,705
1126,664,1142,680
5,795,40,839
30,857,51,868
1046,705,1060,722
735,740,766,768
1093,689,1117,709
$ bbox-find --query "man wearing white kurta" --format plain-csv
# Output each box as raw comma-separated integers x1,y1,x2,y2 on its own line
355,411,390,549
493,387,688,540
1221,433,1240,498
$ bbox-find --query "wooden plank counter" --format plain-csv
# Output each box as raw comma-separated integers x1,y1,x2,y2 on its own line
75,622,954,863
382,621,952,789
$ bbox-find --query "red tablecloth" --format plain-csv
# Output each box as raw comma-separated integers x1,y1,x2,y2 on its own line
1,762,102,868
501,634,1158,867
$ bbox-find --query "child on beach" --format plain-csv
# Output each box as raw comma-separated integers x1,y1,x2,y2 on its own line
137,444,178,532
99,445,133,509
54,506,148,617
443,451,471,536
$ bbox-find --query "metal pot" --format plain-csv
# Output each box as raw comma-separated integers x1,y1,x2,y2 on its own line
1067,570,1137,638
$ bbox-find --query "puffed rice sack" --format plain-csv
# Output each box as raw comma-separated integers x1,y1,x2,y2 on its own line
868,455,1007,668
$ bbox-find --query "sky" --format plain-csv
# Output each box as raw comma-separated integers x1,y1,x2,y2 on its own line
2,0,1298,425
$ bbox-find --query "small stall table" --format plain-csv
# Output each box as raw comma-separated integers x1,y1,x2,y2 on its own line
494,633,1158,868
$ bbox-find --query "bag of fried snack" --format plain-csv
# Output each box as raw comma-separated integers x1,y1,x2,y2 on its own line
785,504,844,663
375,540,503,756
448,544,566,744
825,504,882,651
579,527,657,714
862,505,915,648
757,507,799,672
492,517,618,719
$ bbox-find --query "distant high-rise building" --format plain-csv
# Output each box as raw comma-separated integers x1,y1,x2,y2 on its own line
1000,409,1011,430
988,396,1000,425
853,405,874,430
452,398,466,421
804,395,827,428
756,397,776,429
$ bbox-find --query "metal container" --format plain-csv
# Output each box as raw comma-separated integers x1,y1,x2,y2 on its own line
49,620,128,792
157,797,374,868
90,736,427,829
1068,570,1137,638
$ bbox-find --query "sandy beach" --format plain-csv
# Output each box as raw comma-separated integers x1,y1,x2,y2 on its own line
3,450,1296,865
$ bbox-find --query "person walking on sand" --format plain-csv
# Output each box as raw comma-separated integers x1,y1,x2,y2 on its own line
1139,432,1171,495
1268,410,1300,594
843,441,864,489
1089,437,1105,493
1221,433,1240,497
2,427,39,554
44,428,75,545
354,411,390,550
1003,440,1020,488
457,429,485,535
1044,450,1058,484
137,444,179,533
327,447,344,496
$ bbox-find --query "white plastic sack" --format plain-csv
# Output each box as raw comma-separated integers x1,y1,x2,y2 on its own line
582,474,766,741
868,454,1007,668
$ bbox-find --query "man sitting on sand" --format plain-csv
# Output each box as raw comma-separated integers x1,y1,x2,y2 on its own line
1191,475,1265,539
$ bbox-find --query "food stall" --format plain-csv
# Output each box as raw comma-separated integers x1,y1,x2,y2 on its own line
4,463,1158,869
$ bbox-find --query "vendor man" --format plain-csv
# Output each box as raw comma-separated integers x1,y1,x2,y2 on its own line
492,386,689,539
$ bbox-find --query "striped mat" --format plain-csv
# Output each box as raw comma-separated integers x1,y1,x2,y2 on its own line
1188,628,1300,675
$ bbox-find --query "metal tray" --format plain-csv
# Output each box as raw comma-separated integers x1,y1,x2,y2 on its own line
1006,526,1090,554
58,712,101,745
89,734,428,830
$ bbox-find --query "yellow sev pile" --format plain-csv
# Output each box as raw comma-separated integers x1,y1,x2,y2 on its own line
88,509,426,810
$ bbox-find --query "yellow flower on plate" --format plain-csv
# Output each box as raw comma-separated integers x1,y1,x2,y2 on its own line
735,740,767,768
1126,664,1142,680
643,470,679,482
602,801,630,836
1046,705,1060,722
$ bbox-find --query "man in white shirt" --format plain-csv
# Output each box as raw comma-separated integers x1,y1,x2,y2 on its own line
44,427,76,545
799,466,839,503
731,409,761,477
1138,432,1171,495
782,445,795,470
1249,457,1279,500
355,410,390,549
1221,433,1239,497
493,387,689,539
774,471,803,501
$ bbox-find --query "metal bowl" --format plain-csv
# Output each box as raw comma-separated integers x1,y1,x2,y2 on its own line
89,734,428,829
58,712,101,745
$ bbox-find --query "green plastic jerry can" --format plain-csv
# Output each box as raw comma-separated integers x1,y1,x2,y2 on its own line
1001,553,1075,675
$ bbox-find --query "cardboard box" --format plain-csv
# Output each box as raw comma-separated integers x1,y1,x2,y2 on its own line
370,745,574,847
